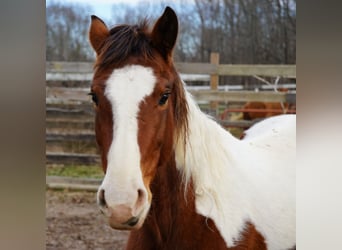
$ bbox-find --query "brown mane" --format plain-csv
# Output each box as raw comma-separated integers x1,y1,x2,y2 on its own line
95,20,155,69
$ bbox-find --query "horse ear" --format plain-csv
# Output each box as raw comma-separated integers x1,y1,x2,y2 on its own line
151,7,178,60
89,15,109,55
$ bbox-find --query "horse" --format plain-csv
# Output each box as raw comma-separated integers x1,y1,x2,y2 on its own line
88,7,296,250
242,88,296,121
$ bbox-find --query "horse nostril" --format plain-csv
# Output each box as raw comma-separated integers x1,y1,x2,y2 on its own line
98,189,107,208
123,216,139,227
138,189,144,199
136,188,146,209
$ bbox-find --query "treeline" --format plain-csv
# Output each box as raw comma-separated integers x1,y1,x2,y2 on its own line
46,0,296,65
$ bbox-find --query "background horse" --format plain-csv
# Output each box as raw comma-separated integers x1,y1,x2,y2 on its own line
243,88,296,120
89,7,295,250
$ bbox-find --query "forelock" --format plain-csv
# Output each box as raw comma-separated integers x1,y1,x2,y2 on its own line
95,20,156,69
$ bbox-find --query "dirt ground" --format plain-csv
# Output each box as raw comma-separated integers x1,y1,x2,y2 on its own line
46,189,129,250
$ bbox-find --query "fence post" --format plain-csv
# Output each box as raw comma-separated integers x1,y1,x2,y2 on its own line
210,52,220,113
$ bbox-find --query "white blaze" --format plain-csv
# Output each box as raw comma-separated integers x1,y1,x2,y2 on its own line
99,65,156,209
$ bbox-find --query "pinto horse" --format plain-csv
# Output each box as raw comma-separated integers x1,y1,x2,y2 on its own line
89,7,295,250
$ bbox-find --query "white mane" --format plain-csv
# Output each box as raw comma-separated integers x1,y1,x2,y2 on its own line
174,91,296,250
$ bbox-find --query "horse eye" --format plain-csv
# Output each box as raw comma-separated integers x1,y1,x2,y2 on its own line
88,92,98,106
158,93,170,106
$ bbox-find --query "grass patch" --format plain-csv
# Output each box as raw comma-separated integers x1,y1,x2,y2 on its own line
47,165,104,179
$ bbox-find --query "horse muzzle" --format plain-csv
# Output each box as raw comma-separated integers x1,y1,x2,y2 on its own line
97,187,150,230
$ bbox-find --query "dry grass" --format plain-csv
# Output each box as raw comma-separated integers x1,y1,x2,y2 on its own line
47,164,104,179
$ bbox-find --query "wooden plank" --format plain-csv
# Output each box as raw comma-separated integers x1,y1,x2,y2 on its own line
217,64,296,78
46,72,93,81
180,74,210,82
46,182,99,191
46,152,100,165
189,90,287,103
46,72,210,82
46,61,216,75
46,176,101,191
46,107,94,117
223,108,296,114
46,176,101,185
46,61,94,73
46,117,94,130
46,86,90,103
210,53,220,90
210,53,219,111
46,102,93,112
174,62,217,75
46,61,296,78
46,117,94,123
46,131,95,142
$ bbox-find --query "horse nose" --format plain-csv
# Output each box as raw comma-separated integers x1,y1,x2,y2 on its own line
136,188,146,210
123,216,139,227
97,187,148,229
98,188,146,210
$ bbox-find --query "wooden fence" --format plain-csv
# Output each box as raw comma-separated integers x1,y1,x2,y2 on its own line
46,55,296,80
46,55,296,167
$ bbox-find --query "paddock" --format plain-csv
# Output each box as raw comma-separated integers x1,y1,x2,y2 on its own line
46,189,128,249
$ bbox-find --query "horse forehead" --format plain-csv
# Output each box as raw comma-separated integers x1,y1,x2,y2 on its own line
104,65,157,106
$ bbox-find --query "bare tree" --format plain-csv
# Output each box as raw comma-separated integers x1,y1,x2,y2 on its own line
46,2,94,61
46,0,296,66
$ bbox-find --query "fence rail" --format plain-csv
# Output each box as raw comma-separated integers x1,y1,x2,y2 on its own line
46,61,296,81
46,152,99,165
46,176,101,191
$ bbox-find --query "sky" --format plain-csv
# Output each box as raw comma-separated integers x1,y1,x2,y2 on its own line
46,0,194,21
46,0,131,20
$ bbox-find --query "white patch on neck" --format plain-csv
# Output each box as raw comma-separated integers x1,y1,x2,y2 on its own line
175,91,296,250
100,65,156,208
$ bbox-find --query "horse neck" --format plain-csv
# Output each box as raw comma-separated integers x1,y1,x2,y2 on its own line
151,153,193,225
140,152,228,249
173,91,254,247
140,151,192,244
174,91,242,194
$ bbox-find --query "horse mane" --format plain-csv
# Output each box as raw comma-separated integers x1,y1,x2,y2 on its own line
170,76,188,154
95,19,155,69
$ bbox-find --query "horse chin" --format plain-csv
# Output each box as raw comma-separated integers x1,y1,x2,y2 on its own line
107,204,150,231
108,215,145,231
108,221,141,230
